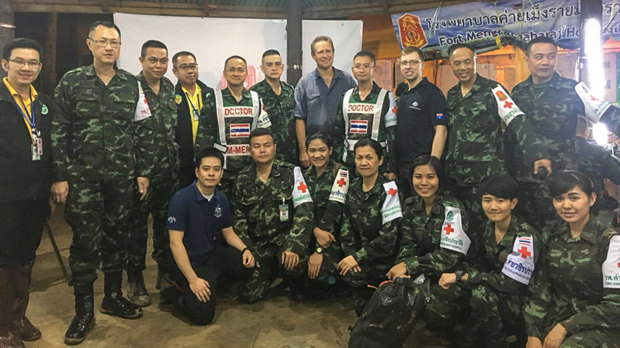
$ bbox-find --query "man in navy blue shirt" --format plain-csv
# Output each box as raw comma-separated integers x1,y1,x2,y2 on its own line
163,147,255,325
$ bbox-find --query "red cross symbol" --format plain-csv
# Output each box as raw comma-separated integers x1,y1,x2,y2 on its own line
443,224,454,235
337,178,346,187
297,182,307,193
391,106,397,114
591,95,598,101
518,246,531,259
617,262,620,267
387,188,396,196
503,101,513,109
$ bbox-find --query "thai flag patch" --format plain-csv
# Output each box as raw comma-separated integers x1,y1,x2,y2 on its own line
230,123,250,138
435,113,445,120
349,120,368,134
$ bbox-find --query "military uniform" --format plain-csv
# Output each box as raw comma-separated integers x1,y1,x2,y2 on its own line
233,160,314,303
340,175,401,315
509,73,584,230
465,215,541,347
303,161,349,284
444,74,507,234
52,65,153,286
127,73,179,275
202,88,269,201
575,137,620,194
334,83,397,174
524,218,620,347
250,80,298,165
174,80,216,188
396,191,471,338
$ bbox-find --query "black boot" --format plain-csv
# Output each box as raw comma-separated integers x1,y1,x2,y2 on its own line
100,272,142,319
126,270,151,307
12,261,41,341
0,266,24,348
64,283,95,345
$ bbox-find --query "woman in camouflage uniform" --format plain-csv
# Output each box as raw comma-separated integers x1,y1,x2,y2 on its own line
524,171,620,348
338,138,402,315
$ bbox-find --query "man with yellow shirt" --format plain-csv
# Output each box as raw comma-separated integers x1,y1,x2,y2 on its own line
172,51,216,188
0,38,50,347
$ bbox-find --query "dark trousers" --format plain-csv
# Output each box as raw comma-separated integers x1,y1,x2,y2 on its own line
66,180,133,286
172,246,254,325
178,165,195,189
0,198,48,267
398,168,414,200
127,177,177,271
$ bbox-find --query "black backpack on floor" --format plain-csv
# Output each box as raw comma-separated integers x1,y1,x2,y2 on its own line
348,275,429,348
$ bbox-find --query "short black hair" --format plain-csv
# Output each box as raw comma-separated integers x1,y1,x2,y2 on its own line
525,36,557,55
262,49,281,59
305,132,333,149
353,138,383,159
2,38,43,60
353,50,375,65
401,46,424,61
141,40,167,58
195,147,224,168
172,51,196,67
249,128,274,143
89,20,121,38
548,170,595,198
224,55,247,68
448,43,475,57
479,174,520,199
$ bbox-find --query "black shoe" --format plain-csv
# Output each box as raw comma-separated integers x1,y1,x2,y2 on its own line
100,292,143,319
127,271,151,307
64,285,95,346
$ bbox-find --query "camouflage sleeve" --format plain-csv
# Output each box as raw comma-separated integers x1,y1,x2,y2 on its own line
601,105,620,137
382,92,398,174
282,201,314,255
333,98,345,163
51,75,73,182
601,150,620,185
317,200,344,233
523,232,553,340
232,179,253,250
194,92,217,152
396,214,424,269
133,93,155,178
353,219,400,263
340,209,358,256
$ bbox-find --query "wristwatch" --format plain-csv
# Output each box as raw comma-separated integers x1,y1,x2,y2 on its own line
455,270,464,282
315,247,323,254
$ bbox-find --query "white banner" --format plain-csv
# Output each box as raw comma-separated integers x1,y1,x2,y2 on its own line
113,13,362,88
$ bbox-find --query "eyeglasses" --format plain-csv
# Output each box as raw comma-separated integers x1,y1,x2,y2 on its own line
88,38,121,48
401,60,421,67
353,63,374,70
9,59,41,68
176,64,198,71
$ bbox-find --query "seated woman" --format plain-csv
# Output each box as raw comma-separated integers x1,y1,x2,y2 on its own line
303,133,349,295
338,138,402,315
524,171,620,348
386,154,471,343
439,174,541,348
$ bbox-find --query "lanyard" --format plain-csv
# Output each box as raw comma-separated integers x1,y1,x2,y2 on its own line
185,91,202,114
12,92,36,140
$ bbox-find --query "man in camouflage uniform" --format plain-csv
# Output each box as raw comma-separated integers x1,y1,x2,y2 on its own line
201,55,270,201
126,40,179,307
575,117,620,195
509,36,585,230
233,128,314,303
172,51,216,188
250,49,297,165
334,50,397,179
51,21,151,345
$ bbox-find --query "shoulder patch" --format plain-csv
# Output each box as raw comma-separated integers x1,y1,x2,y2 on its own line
384,91,397,128
491,85,523,125
501,235,536,285
292,166,313,207
134,81,152,121
575,81,611,123
328,168,349,204
175,94,183,105
439,206,470,255
381,181,402,224
602,235,620,289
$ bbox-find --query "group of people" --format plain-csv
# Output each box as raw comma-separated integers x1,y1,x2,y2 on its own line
3,17,620,348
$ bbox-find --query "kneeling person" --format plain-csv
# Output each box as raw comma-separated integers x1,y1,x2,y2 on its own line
165,147,256,325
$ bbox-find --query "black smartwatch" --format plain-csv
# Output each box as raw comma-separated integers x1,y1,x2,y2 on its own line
455,270,464,282
315,247,323,254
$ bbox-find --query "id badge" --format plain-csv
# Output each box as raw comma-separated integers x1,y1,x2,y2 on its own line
279,203,289,222
192,109,199,121
31,133,41,161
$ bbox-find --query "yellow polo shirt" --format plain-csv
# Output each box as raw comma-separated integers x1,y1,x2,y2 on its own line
3,77,38,139
182,84,202,145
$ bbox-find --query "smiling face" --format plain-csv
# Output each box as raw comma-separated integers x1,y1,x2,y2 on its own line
1,48,41,90
526,42,557,84
307,138,332,170
411,164,438,199
482,194,517,224
311,40,334,70
552,186,596,225
400,51,423,84
172,54,198,88
140,47,168,81
351,55,374,84
224,58,247,88
450,47,476,84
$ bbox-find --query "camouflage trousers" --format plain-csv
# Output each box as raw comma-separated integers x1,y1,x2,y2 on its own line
65,180,133,287
342,259,391,316
423,282,471,338
515,179,559,231
126,177,177,272
218,177,235,209
468,283,525,347
540,306,620,348
238,242,307,303
305,243,343,285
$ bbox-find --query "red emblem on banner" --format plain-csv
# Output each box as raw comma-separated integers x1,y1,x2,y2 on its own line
397,14,427,48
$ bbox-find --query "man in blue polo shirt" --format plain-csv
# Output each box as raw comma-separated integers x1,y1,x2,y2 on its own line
163,147,255,325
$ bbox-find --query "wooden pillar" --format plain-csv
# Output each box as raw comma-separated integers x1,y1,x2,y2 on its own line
0,0,15,78
43,12,58,95
286,0,302,86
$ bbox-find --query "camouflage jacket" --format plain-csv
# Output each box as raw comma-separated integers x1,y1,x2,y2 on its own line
575,137,620,193
444,74,506,185
466,215,541,295
340,175,400,265
524,218,620,339
137,73,179,182
509,73,584,179
233,160,314,256
334,82,397,173
250,80,297,165
52,65,153,181
396,191,469,279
